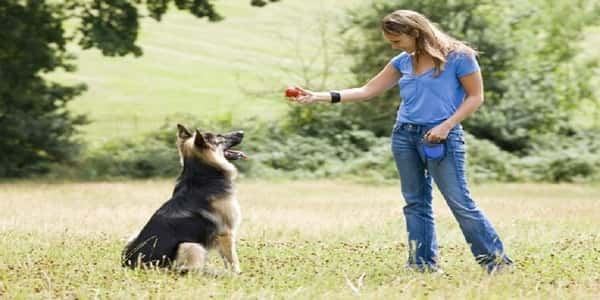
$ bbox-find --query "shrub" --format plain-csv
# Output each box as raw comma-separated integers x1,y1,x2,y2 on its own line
54,114,600,183
79,138,179,179
464,133,522,183
517,132,600,182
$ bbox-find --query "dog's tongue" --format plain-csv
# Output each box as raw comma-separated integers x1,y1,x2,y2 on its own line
225,149,248,160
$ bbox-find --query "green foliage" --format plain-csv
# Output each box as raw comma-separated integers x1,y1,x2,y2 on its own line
463,133,521,183
0,0,87,177
332,0,600,153
0,0,279,178
250,0,281,8
74,0,281,56
80,138,179,179
465,0,600,153
54,112,600,182
73,113,238,179
77,0,143,56
519,131,600,182
465,131,600,183
65,113,390,180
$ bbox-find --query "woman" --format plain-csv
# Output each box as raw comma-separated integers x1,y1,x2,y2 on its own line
288,10,513,273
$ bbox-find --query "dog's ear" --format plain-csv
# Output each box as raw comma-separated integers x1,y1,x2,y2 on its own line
194,129,208,148
177,124,192,139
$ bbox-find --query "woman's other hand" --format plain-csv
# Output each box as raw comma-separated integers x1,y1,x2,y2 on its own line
425,123,451,143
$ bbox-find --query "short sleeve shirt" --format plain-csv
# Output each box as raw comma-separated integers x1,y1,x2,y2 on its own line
391,51,480,125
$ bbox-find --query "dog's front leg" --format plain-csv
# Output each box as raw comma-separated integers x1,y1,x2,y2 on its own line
217,233,241,274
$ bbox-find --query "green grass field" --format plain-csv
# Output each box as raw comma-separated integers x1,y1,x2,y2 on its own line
11,2,600,298
50,0,362,144
1,180,599,299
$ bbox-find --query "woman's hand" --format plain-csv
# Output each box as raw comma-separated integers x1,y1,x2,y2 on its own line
425,123,451,143
286,86,322,104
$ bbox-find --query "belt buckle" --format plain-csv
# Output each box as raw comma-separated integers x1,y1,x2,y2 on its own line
403,123,417,130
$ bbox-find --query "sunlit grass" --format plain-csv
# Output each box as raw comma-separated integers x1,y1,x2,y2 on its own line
1,180,598,299
49,0,363,144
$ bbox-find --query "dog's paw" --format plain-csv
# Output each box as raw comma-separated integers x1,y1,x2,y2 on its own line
233,266,242,275
177,267,200,276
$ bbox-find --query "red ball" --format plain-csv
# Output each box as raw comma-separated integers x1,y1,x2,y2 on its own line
285,87,301,98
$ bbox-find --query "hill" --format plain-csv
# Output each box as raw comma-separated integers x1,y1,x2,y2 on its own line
50,0,361,144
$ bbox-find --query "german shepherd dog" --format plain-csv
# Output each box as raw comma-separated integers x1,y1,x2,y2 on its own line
122,124,247,274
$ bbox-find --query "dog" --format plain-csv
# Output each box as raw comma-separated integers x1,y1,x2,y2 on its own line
122,124,247,274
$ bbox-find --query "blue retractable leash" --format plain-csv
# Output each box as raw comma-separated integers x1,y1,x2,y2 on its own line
421,134,446,161
421,133,446,178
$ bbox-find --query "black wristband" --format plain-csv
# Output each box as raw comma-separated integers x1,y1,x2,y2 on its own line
330,91,341,104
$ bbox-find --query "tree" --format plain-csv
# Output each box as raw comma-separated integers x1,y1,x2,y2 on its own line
0,0,279,177
333,0,599,153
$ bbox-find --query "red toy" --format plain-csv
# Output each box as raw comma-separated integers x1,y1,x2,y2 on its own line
285,87,302,98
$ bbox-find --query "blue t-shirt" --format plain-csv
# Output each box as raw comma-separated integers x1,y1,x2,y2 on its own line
391,51,480,125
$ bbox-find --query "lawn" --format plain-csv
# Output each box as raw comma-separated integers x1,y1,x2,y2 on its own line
49,0,362,145
1,180,598,299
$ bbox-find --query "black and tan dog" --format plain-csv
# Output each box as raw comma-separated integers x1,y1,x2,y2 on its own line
122,124,247,274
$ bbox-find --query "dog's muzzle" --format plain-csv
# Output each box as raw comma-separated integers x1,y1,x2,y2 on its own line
224,131,247,160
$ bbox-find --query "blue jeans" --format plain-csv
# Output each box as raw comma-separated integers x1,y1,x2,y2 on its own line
391,123,512,272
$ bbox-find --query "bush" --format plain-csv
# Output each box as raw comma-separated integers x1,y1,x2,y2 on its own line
341,136,398,183
51,113,600,183
78,138,179,179
464,133,522,183
516,132,600,182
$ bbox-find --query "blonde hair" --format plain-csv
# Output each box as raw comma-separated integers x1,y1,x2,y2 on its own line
381,10,477,76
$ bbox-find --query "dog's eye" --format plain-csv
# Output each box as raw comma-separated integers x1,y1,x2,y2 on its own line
203,133,217,142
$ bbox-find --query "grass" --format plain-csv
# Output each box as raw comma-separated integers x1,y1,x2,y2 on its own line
49,0,362,144
1,180,599,299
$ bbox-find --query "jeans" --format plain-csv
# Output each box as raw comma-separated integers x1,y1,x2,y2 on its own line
391,123,512,272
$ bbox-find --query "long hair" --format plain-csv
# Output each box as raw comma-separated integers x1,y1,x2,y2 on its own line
381,10,477,76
